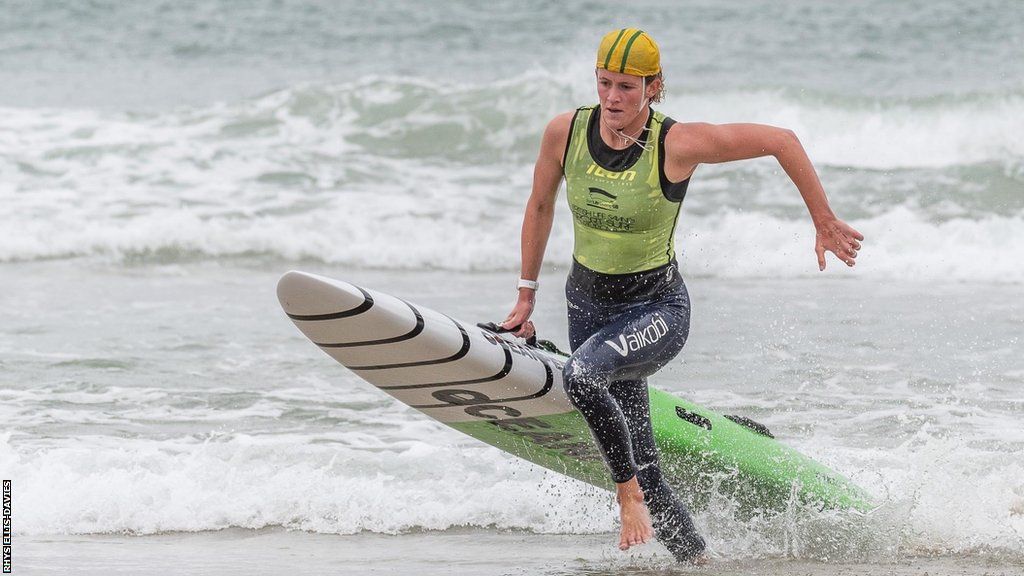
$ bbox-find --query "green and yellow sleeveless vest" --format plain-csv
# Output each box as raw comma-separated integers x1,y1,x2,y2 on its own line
563,105,683,275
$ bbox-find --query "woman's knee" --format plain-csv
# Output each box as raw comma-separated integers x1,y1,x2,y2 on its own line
562,356,605,409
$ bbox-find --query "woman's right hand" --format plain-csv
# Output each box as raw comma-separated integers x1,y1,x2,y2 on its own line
500,289,536,339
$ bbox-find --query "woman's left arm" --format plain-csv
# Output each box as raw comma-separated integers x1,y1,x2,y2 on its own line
667,122,864,270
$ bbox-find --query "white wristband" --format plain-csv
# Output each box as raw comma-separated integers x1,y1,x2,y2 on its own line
517,278,539,291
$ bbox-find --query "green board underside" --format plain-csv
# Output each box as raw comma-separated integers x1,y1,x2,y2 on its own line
450,388,871,513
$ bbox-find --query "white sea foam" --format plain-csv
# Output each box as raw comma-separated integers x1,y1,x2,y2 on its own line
664,90,1024,170
2,197,1022,282
1,77,1021,279
0,429,612,537
678,207,1024,283
4,376,1022,560
2,426,1021,561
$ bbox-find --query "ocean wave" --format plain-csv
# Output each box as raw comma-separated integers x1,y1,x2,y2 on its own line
2,429,1021,561
4,77,1023,170
2,202,1022,283
668,89,1024,170
2,77,1022,278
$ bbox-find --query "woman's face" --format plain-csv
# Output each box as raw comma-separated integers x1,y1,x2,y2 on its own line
596,69,656,129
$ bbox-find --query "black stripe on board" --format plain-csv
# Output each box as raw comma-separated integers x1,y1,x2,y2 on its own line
286,286,374,321
380,339,512,390
348,316,471,371
315,300,425,348
410,353,555,409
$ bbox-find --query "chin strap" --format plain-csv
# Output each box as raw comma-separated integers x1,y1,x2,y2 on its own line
618,76,652,150
611,106,653,152
597,75,654,151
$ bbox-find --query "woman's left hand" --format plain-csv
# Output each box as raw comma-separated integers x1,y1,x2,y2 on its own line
815,217,864,270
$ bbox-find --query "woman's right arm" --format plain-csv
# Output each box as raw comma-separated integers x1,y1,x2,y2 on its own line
501,112,573,338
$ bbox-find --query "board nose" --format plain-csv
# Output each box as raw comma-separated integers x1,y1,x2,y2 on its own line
277,270,367,318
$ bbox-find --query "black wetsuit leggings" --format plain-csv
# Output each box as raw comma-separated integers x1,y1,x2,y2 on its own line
563,261,705,560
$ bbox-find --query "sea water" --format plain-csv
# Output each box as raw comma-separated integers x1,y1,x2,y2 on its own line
1,1,1022,574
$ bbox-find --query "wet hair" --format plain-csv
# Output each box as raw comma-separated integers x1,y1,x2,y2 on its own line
645,72,665,104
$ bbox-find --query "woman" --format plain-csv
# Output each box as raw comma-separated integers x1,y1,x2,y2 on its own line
501,28,863,562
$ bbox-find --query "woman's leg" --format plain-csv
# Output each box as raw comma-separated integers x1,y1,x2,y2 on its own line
563,293,689,479
563,302,687,482
609,378,706,561
564,278,705,559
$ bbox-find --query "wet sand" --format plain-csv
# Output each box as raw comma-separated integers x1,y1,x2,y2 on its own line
14,527,1023,576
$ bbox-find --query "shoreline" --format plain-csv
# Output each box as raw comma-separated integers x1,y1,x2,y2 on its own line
14,527,1023,576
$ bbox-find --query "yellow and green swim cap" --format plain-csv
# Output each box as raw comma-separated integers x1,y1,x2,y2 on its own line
596,28,661,76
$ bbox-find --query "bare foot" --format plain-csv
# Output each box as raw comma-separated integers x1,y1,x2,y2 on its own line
615,477,655,551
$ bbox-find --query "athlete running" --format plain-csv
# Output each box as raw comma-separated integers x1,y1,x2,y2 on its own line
501,28,864,563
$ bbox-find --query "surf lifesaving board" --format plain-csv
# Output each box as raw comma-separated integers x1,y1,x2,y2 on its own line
277,270,871,513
